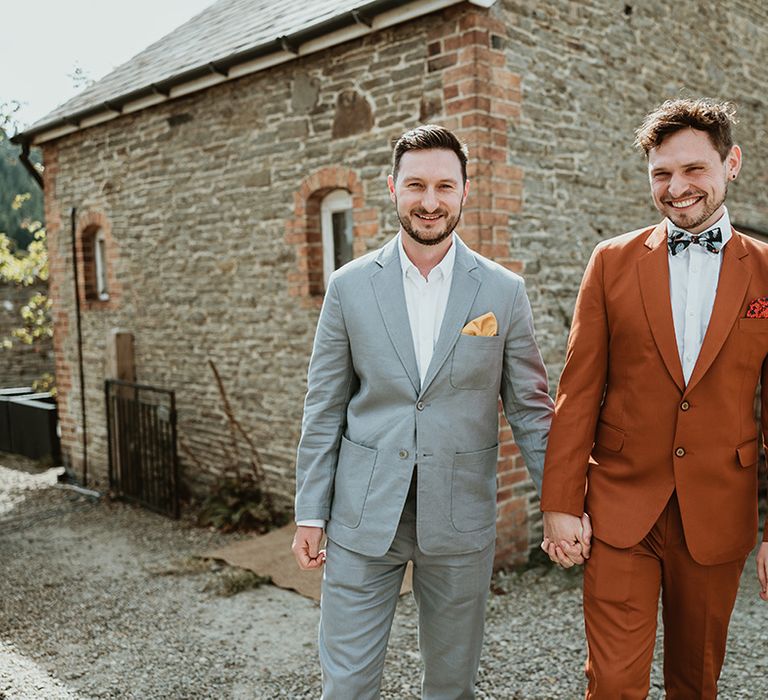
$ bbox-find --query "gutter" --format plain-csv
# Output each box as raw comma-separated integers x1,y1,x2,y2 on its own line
19,141,43,190
11,0,498,154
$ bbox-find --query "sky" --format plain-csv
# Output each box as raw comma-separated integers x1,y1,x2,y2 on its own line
2,0,216,132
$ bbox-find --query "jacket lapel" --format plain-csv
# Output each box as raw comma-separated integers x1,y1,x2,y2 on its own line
638,222,685,392
371,238,420,394
419,238,481,396
684,231,750,395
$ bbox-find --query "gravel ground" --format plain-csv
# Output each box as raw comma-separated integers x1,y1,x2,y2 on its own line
1,454,766,699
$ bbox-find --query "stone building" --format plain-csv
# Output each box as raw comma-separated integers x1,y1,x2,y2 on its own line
13,0,768,564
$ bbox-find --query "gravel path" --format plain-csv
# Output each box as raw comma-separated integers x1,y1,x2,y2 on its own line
1,455,766,699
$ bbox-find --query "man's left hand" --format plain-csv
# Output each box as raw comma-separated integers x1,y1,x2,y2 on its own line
541,511,592,568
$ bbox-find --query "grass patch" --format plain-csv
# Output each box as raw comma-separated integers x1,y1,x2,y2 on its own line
146,556,214,577
204,568,271,596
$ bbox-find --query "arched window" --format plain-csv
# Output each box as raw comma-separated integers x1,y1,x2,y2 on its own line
76,211,120,309
286,168,379,306
320,189,353,289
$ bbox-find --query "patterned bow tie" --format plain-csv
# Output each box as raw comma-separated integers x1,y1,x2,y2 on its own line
667,227,723,256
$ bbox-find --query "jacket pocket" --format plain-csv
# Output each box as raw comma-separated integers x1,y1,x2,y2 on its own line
450,334,504,390
737,318,768,333
736,437,758,468
331,436,378,528
450,444,498,533
594,421,625,452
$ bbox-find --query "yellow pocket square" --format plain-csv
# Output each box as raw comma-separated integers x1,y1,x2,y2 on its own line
461,312,498,337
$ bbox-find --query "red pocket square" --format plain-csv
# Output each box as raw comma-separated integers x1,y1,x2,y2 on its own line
746,297,768,318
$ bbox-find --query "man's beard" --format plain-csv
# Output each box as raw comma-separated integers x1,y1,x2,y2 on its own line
667,185,727,232
398,203,462,247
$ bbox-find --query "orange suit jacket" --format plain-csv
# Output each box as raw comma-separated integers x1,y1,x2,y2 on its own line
540,222,768,566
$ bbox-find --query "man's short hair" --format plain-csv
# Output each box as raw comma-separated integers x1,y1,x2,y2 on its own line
392,125,469,183
634,98,738,161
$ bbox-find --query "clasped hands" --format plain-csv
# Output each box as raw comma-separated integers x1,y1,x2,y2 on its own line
541,511,592,568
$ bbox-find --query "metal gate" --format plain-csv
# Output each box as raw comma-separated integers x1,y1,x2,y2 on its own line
105,380,179,518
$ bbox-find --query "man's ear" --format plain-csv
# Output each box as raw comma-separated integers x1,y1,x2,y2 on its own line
462,178,470,204
387,174,396,203
727,144,743,180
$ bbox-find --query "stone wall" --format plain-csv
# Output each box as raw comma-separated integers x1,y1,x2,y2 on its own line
496,0,768,373
0,280,54,388
40,0,768,564
492,0,768,549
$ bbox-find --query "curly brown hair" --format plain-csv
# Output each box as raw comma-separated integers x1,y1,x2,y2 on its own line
634,98,738,160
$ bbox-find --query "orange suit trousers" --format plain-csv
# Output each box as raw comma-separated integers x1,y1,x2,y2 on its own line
583,492,746,699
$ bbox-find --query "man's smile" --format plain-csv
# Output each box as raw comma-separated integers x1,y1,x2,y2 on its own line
666,195,704,209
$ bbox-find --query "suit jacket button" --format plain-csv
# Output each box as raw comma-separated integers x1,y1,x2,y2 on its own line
680,401,690,411
416,401,425,411
399,449,409,459
675,447,686,457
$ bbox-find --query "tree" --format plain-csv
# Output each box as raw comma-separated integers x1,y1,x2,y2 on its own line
0,105,52,392
0,103,44,250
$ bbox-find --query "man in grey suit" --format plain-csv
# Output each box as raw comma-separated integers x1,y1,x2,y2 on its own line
292,125,553,699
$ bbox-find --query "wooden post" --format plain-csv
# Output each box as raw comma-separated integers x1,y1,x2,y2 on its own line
107,329,136,383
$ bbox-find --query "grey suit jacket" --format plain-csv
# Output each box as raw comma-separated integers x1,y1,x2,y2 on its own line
295,235,553,557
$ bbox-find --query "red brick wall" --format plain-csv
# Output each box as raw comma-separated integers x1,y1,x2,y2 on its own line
42,146,78,468
42,149,123,478
427,7,531,566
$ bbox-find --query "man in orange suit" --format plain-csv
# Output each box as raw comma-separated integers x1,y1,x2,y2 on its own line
540,98,768,698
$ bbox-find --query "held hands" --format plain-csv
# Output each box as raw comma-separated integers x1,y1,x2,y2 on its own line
541,511,592,568
291,525,326,570
758,542,768,602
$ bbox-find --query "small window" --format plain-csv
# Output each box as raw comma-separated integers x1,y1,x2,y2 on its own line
321,189,353,288
94,230,109,300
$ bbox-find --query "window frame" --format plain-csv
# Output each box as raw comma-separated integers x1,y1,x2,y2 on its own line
320,188,354,289
94,229,110,301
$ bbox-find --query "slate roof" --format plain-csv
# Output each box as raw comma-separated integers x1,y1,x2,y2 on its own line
24,0,410,135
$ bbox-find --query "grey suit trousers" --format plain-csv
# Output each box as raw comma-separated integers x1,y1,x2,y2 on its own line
319,477,495,700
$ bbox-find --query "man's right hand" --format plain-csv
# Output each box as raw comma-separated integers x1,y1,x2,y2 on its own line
291,526,326,570
541,511,592,568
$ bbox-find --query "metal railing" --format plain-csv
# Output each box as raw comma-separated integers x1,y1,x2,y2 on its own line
105,380,179,518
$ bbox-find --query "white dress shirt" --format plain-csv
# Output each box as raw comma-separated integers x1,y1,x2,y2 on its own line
668,207,732,384
297,234,457,529
398,233,456,384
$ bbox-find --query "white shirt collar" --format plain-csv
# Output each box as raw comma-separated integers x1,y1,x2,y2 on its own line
397,232,456,282
666,206,732,249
